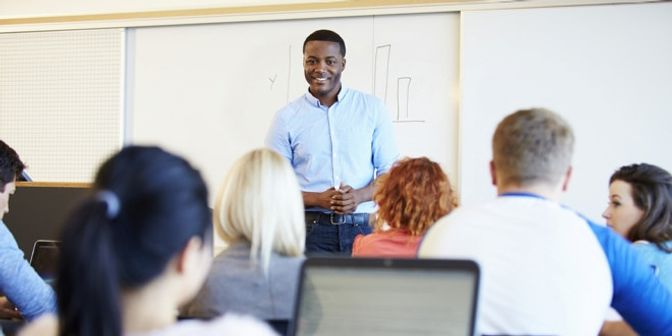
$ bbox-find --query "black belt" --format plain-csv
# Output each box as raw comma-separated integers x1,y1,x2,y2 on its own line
305,212,370,225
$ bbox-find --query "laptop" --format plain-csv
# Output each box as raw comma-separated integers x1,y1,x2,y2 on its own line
29,240,61,285
289,258,480,336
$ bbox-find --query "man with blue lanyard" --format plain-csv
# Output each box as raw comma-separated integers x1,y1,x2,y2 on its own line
266,29,398,255
419,108,672,335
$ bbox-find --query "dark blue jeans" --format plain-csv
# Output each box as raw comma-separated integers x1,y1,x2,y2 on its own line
304,213,372,256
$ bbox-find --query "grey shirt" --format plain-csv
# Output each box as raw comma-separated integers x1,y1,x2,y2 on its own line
181,242,303,320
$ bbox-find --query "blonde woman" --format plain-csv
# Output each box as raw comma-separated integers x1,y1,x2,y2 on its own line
181,148,305,321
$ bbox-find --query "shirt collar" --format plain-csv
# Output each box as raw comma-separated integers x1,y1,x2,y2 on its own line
304,86,347,107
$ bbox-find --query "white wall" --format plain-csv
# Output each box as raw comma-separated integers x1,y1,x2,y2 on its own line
460,2,672,220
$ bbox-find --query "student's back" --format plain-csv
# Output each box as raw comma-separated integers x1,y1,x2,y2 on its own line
183,242,302,320
181,149,305,321
422,196,611,334
19,146,276,336
420,109,612,335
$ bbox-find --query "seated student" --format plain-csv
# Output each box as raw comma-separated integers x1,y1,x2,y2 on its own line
600,163,672,336
352,157,456,257
18,146,276,336
181,148,304,321
0,140,56,321
419,108,672,335
603,163,672,291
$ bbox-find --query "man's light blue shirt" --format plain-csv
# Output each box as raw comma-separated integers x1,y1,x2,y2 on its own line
266,87,399,213
0,220,57,320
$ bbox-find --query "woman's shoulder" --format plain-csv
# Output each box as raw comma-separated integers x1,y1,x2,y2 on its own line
136,314,277,336
632,240,672,267
632,240,672,255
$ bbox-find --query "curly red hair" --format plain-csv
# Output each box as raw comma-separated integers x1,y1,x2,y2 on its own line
373,157,457,235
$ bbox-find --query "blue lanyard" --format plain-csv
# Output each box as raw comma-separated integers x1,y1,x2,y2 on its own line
498,192,546,200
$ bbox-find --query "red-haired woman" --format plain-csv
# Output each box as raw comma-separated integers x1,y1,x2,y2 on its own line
352,157,457,257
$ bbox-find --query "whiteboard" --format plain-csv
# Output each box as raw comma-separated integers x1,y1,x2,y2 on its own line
460,3,672,220
129,13,459,200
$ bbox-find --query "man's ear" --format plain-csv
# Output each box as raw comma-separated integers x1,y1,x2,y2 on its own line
561,165,573,192
342,58,346,69
175,237,203,274
489,160,497,186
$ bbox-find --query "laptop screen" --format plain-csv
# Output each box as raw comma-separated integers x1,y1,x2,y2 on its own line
29,240,61,284
291,258,479,336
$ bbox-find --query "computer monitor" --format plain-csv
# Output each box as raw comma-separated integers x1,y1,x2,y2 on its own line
29,240,61,285
3,183,90,257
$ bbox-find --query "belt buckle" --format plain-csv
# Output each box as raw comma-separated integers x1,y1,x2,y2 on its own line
329,213,346,225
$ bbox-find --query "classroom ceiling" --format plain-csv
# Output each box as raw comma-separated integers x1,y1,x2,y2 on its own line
0,0,662,32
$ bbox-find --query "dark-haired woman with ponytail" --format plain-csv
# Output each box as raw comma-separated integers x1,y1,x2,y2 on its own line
19,146,276,336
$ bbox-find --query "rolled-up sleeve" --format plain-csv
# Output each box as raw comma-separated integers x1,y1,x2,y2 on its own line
371,99,399,175
265,109,292,164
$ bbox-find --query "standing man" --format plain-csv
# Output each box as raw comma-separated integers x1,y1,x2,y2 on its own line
266,30,398,255
0,140,56,320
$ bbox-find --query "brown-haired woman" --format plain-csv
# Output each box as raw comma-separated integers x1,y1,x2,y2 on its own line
352,157,457,257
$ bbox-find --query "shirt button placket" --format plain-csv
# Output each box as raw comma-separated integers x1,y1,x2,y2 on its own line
328,105,340,188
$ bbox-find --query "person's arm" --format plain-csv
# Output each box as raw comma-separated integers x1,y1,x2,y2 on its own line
600,321,637,336
588,221,672,335
0,223,56,321
370,97,399,178
17,314,58,336
265,109,293,164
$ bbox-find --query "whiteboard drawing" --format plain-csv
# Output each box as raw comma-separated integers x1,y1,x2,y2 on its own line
374,44,391,102
374,44,424,123
395,76,422,123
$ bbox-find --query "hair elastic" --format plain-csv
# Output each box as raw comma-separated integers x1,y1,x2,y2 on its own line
96,190,120,219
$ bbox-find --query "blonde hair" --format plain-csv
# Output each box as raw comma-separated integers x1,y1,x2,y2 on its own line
214,148,305,273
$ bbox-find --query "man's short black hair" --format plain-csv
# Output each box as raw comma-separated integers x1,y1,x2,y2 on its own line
0,140,26,192
303,29,346,57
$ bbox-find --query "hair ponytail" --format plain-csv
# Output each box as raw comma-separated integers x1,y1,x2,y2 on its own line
56,146,211,336
58,199,122,336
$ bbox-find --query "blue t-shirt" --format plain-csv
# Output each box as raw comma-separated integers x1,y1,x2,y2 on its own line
632,240,672,294
0,220,56,320
587,221,672,335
